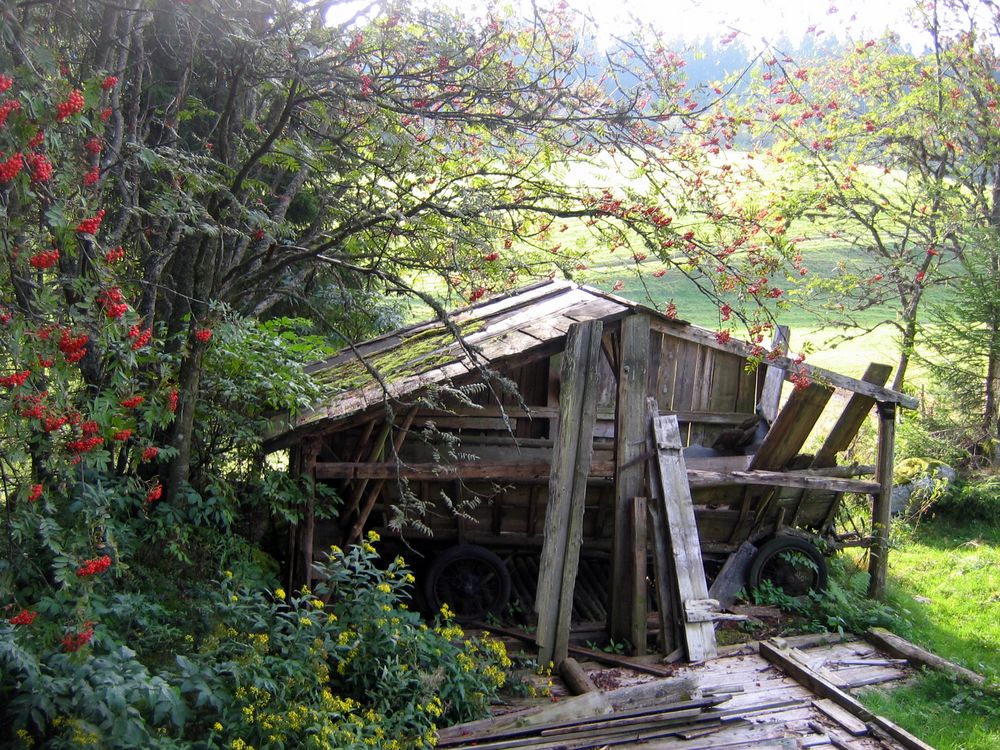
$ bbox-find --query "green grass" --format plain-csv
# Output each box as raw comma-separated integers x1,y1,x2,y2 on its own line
854,518,1000,750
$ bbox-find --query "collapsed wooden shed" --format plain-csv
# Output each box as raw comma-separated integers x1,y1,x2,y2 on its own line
265,280,917,660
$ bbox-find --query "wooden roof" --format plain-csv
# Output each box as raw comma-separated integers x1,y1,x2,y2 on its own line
268,280,916,443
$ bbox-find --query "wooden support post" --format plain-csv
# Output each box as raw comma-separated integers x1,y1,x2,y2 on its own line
610,314,650,647
648,406,717,661
535,321,602,667
758,325,790,423
630,496,648,655
300,439,321,588
868,401,896,599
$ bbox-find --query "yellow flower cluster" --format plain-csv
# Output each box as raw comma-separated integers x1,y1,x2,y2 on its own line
229,739,253,750
456,652,476,672
15,728,32,747
274,588,286,600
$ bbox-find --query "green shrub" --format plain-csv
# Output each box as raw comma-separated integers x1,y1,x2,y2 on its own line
932,476,1000,522
1,533,511,749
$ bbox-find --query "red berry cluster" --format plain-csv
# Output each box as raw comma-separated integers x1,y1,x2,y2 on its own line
62,625,95,652
146,484,163,503
0,99,21,128
25,152,53,182
0,370,30,388
468,287,486,302
59,329,89,364
194,328,212,343
67,435,104,453
10,609,37,626
121,395,144,408
714,330,732,345
28,484,43,502
104,245,124,263
128,326,152,350
97,286,127,319
27,129,44,149
101,75,118,91
113,428,132,441
76,555,112,577
142,446,159,461
43,415,68,432
29,249,59,269
15,392,47,419
789,370,811,391
167,388,179,413
83,166,100,186
85,137,102,155
0,151,23,181
76,209,106,235
55,90,85,121
0,74,11,93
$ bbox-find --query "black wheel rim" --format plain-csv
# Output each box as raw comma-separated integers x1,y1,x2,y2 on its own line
757,549,822,597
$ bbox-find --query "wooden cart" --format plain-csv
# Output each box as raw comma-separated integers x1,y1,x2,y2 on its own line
267,281,914,640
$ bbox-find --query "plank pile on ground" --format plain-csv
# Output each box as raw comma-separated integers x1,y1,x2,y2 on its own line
441,633,946,750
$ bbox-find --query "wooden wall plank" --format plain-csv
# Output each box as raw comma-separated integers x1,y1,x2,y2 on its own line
610,314,650,647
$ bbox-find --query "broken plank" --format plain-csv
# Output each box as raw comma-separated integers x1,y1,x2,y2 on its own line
813,698,869,737
649,408,718,661
760,639,937,750
709,541,757,610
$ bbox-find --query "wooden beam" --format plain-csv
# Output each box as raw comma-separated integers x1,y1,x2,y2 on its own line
813,363,893,469
760,639,936,750
868,402,897,599
648,410,717,661
315,460,616,480
688,469,879,494
536,320,602,666
865,627,988,688
646,317,918,409
610,313,650,647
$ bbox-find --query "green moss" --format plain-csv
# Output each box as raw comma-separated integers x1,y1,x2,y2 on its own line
310,318,486,394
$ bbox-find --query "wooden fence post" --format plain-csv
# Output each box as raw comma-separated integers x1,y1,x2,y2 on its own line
868,401,897,599
535,320,602,666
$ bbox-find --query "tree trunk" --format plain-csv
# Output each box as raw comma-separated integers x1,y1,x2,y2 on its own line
164,346,205,503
